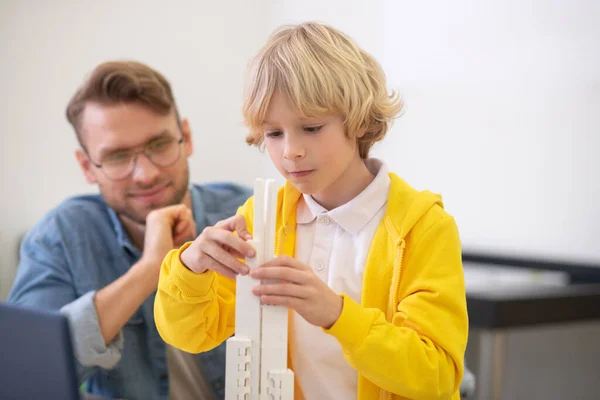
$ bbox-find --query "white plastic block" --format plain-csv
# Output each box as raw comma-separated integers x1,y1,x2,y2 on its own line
253,179,266,263
265,369,295,400
226,178,293,400
233,248,262,399
264,179,277,263
225,337,253,400
259,305,288,397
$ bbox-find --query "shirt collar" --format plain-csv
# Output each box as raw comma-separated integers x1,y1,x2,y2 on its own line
297,158,391,235
106,206,139,256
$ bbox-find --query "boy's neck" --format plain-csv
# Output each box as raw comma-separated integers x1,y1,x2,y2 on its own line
312,157,375,210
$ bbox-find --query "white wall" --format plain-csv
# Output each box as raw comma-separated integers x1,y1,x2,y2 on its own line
379,0,600,263
2,1,599,396
2,0,599,298
0,0,273,298
270,0,600,264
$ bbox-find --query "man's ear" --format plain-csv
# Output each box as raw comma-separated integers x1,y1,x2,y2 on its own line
75,149,97,184
180,118,193,157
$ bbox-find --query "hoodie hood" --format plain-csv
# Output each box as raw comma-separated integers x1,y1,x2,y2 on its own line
385,173,445,241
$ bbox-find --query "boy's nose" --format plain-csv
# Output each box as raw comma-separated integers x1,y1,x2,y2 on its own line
283,137,306,160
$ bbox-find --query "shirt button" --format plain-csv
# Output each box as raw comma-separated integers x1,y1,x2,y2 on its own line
319,215,331,225
315,262,324,271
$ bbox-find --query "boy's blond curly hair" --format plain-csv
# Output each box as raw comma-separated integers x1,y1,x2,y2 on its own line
242,22,403,158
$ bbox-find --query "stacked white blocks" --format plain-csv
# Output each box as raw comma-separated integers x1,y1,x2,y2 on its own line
225,179,294,400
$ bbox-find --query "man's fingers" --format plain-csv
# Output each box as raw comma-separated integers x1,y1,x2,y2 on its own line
148,204,193,231
174,215,195,235
173,226,195,247
172,214,196,245
151,204,188,219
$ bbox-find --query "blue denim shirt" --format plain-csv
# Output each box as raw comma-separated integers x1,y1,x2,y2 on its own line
8,183,252,400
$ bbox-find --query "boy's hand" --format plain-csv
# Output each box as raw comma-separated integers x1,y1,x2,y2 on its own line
180,215,255,279
250,255,343,329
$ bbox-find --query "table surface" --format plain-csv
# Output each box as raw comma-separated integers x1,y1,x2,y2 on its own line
464,262,600,329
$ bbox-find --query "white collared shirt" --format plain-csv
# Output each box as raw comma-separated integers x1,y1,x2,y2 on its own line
290,158,391,400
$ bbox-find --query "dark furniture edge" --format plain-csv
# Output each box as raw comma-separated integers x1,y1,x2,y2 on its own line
462,250,600,283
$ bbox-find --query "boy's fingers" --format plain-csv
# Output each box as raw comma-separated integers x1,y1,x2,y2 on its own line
216,215,252,240
262,255,307,270
202,241,249,275
222,245,247,260
252,283,307,299
204,226,255,258
250,266,306,284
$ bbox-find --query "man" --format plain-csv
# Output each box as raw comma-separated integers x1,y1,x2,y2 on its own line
8,61,251,400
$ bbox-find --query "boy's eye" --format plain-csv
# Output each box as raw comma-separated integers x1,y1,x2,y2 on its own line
304,125,323,133
265,130,282,138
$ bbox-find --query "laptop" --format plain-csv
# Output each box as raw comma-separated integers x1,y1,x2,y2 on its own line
0,301,80,400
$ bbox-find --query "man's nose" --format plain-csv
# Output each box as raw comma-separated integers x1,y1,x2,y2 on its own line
131,153,160,185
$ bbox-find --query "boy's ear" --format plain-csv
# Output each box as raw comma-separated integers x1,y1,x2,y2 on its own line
346,127,365,139
354,128,367,139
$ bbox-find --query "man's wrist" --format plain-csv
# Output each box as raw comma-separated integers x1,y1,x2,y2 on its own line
131,257,161,293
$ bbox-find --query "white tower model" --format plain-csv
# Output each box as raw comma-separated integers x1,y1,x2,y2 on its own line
225,179,294,400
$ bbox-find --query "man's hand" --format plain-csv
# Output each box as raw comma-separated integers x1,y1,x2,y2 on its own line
180,215,255,279
142,204,196,270
250,256,343,329
95,204,195,345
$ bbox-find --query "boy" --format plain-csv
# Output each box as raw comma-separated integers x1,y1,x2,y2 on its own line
155,22,468,400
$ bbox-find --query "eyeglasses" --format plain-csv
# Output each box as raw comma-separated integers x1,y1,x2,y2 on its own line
84,136,184,181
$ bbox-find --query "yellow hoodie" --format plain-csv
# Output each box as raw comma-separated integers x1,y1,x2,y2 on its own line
155,173,468,400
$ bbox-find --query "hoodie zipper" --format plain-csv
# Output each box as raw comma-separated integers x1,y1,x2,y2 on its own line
383,238,406,400
276,225,286,256
392,238,406,319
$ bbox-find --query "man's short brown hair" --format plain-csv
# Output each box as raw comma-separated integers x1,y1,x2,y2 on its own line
66,61,180,143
